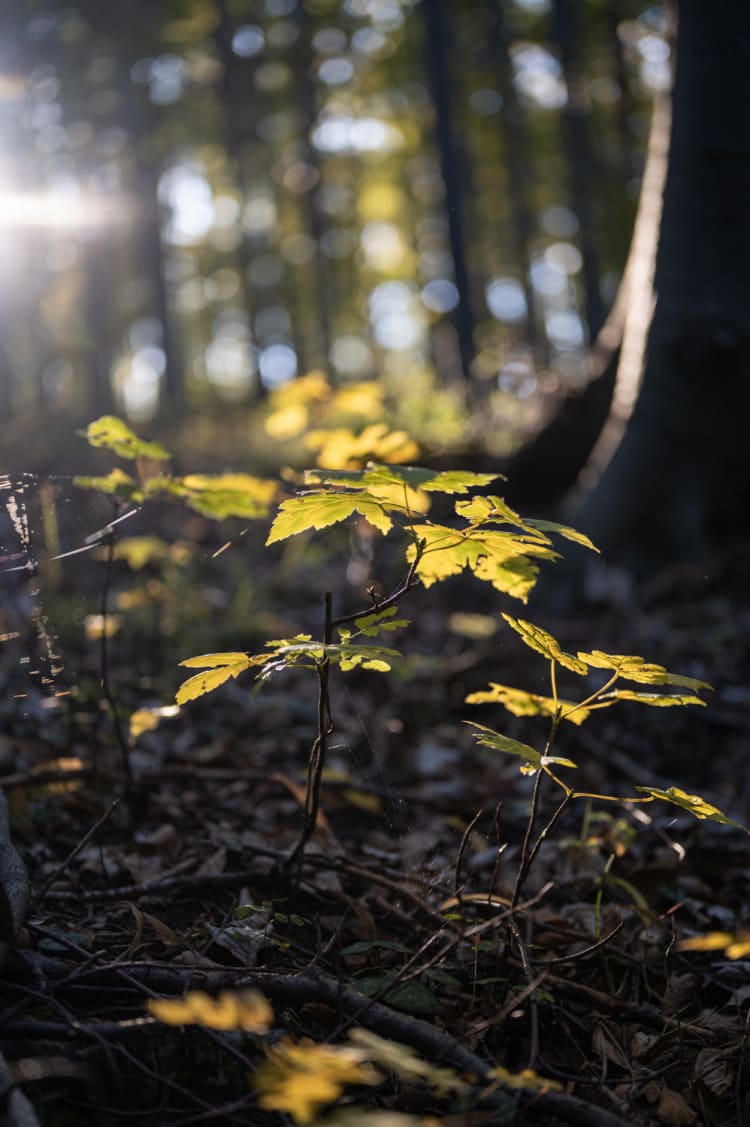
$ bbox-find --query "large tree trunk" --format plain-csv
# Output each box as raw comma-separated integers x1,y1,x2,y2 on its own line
568,0,750,575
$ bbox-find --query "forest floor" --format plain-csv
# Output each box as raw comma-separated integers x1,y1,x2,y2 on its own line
2,493,750,1127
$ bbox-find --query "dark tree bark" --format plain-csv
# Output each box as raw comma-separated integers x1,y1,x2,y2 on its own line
568,0,750,574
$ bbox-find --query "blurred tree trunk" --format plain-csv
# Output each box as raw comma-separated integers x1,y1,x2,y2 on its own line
422,0,475,384
490,2,541,359
570,0,750,573
214,0,264,399
505,92,670,509
552,0,605,336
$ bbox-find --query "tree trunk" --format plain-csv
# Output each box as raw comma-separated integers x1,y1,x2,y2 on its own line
422,0,475,384
504,91,671,510
568,0,750,575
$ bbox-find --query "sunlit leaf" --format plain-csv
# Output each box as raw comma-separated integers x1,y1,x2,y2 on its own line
148,990,273,1032
307,424,419,469
264,403,310,440
179,652,253,669
454,494,543,534
113,536,171,570
176,653,254,704
73,468,141,498
524,519,599,552
129,705,179,742
603,690,706,708
501,615,588,673
365,479,432,515
467,722,577,770
83,416,170,461
326,642,400,670
678,932,750,959
268,369,331,407
253,1037,377,1124
466,683,590,726
353,607,410,636
130,709,161,741
175,474,277,520
305,463,500,494
407,527,555,601
330,380,383,418
347,1028,468,1094
578,651,712,692
267,492,393,544
636,786,749,831
488,1066,564,1093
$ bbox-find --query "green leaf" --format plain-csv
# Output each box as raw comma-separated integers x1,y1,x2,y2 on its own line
353,973,438,1015
502,615,589,674
468,723,538,768
73,468,141,499
636,787,749,832
466,683,591,726
341,940,411,955
353,607,410,636
306,463,501,494
326,643,400,672
578,651,712,692
467,722,577,770
83,416,170,461
267,492,393,544
524,518,600,553
602,690,707,708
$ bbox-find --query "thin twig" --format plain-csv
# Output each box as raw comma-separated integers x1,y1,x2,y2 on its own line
453,808,482,902
30,799,120,908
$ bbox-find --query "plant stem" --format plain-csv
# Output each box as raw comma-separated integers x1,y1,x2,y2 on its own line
511,714,563,907
286,592,334,880
100,529,133,787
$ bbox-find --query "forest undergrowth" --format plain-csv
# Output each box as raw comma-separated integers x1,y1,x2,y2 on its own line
1,410,750,1127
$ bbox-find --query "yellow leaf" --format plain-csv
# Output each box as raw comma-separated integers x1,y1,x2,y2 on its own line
267,492,393,544
177,473,277,519
129,709,161,741
113,536,171,570
678,932,735,953
268,369,331,408
502,615,588,673
264,403,310,440
636,786,749,831
578,651,711,692
254,1038,377,1124
306,424,418,470
175,655,253,704
466,683,590,726
331,380,383,418
179,652,252,669
488,1065,563,1093
148,990,273,1032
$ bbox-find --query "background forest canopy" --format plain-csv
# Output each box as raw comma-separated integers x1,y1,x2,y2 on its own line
0,0,667,475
